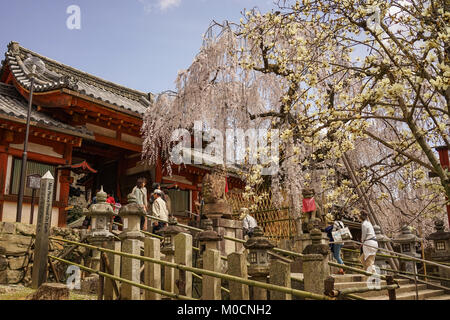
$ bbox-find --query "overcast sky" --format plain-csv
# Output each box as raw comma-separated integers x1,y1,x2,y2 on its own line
0,0,276,94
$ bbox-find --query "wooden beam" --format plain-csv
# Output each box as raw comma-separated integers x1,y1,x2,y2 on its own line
94,134,141,153
1,146,67,165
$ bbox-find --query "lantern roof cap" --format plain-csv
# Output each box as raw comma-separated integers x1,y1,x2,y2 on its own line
118,193,146,217
426,220,450,241
89,186,114,217
160,216,185,236
244,226,274,250
197,218,223,242
374,225,391,242
393,225,419,243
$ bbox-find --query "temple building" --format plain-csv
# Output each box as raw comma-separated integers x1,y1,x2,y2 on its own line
0,41,244,227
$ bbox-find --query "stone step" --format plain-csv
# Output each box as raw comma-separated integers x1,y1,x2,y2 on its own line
425,294,450,300
332,274,368,283
358,284,427,298
367,288,445,300
334,279,410,290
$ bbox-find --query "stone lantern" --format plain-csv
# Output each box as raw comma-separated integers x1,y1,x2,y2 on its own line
197,218,223,253
374,225,391,274
118,193,146,241
86,187,115,271
196,218,223,268
87,187,115,241
426,220,450,290
244,226,274,300
118,193,146,300
160,216,185,255
393,225,420,274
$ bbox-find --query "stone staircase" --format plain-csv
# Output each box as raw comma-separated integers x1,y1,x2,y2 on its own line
332,274,450,300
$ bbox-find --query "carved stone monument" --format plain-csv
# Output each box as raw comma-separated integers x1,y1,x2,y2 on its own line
31,171,54,289
202,165,232,219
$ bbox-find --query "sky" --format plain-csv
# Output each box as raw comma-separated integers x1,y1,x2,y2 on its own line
0,0,276,94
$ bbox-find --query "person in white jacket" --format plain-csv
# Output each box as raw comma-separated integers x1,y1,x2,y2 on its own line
360,210,379,273
152,189,169,233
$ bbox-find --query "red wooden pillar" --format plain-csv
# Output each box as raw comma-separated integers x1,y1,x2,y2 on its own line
155,156,163,183
0,152,8,221
58,145,73,227
436,146,450,227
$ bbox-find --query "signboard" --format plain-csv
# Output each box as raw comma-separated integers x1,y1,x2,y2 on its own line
27,174,42,190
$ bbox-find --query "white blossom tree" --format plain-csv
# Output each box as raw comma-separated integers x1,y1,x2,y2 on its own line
142,0,449,233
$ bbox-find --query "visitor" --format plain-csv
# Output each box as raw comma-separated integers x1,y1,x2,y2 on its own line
332,213,345,275
240,210,258,238
151,189,169,234
131,177,148,230
360,210,379,273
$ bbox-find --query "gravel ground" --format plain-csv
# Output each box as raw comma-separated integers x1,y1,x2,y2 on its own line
0,284,97,300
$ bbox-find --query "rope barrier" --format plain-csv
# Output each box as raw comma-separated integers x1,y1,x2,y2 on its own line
49,236,333,300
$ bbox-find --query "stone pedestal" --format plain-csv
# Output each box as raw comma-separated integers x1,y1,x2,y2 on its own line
302,229,330,297
342,242,361,273
393,225,420,274
210,218,243,257
292,232,329,273
374,225,392,275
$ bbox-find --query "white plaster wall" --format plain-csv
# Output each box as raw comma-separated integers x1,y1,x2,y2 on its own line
5,155,12,194
3,201,59,227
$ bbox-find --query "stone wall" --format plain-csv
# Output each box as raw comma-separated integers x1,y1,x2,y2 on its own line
0,222,81,285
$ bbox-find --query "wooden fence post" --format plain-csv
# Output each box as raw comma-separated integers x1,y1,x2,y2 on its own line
227,252,249,300
202,249,221,300
386,275,397,300
144,237,161,300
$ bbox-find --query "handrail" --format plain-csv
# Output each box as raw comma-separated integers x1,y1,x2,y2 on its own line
49,236,333,300
49,255,197,300
346,240,450,270
341,247,450,266
191,272,230,294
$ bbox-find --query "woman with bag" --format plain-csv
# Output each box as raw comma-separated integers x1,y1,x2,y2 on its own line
131,177,148,230
332,213,346,275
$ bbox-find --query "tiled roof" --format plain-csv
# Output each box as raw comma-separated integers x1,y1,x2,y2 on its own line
2,42,152,117
0,82,93,139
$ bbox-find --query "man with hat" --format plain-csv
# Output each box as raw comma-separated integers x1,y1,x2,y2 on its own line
152,188,169,233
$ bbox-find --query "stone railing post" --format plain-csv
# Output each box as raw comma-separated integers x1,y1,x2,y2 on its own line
227,252,249,300
269,260,291,300
118,193,145,300
202,248,221,300
302,228,330,297
104,240,121,300
144,237,161,300
174,232,193,298
426,220,450,292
